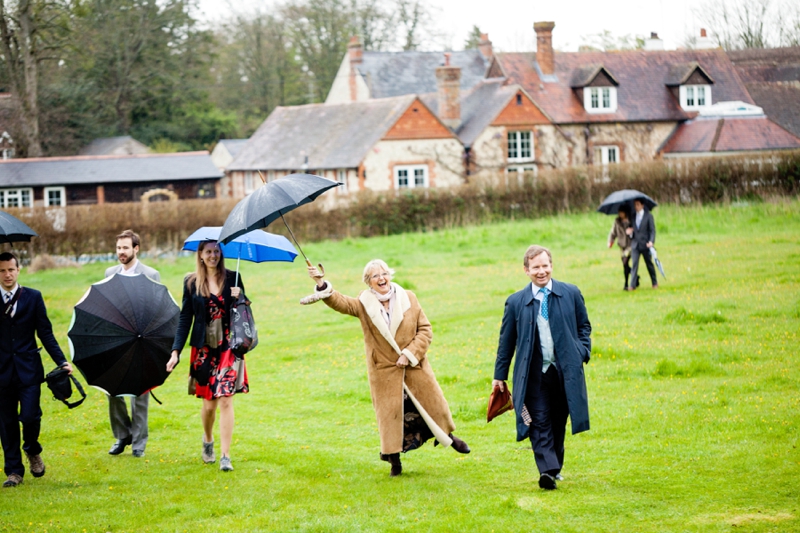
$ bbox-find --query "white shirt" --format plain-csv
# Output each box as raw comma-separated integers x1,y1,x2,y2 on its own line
2,284,19,317
532,280,555,372
635,209,644,228
118,259,140,276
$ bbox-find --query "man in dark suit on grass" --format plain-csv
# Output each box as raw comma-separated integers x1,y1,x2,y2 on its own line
627,199,658,290
103,230,160,458
493,245,592,490
0,251,73,488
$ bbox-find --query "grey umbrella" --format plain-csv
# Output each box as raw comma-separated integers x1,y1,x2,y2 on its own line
218,173,341,265
0,210,38,244
597,189,657,215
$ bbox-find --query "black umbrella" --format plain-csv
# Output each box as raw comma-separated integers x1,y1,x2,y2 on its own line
0,210,38,243
218,173,340,266
597,189,658,215
68,274,179,397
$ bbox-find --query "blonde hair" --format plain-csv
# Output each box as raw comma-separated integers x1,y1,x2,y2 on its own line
362,259,395,285
187,240,227,298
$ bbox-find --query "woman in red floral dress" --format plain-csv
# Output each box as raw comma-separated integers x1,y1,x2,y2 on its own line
167,241,247,472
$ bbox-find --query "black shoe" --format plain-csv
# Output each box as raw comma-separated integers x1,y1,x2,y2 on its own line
449,434,471,454
109,435,132,455
538,473,557,490
132,450,145,458
384,453,402,477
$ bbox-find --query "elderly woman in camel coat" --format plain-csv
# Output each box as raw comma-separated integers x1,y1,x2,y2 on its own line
304,259,469,476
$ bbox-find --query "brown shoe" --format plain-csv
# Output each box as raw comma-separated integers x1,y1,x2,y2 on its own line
26,453,45,478
449,434,471,454
3,474,23,488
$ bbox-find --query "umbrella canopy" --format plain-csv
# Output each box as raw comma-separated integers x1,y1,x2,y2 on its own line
0,210,38,243
650,248,667,279
597,190,658,215
218,173,340,245
68,274,179,397
182,227,298,263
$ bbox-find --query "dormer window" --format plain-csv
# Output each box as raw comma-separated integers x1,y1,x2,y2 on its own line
584,87,617,113
680,84,712,110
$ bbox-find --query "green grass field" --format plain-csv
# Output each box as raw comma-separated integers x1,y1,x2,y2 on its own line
2,200,799,532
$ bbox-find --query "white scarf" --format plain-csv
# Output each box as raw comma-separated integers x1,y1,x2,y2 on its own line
370,285,395,327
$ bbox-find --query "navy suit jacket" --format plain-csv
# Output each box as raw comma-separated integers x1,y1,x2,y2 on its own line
494,279,592,440
632,210,656,252
0,287,67,387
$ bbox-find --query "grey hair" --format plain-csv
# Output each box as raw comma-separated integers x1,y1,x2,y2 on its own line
362,259,395,285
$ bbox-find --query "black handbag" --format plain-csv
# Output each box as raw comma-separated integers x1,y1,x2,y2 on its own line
45,367,87,409
228,293,258,358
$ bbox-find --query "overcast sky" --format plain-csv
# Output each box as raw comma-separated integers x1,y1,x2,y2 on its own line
196,0,711,51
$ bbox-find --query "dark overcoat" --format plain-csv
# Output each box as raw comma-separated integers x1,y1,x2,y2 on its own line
494,279,592,441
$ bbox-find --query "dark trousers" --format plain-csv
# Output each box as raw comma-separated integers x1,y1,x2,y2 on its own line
630,247,657,288
527,365,569,475
0,379,43,477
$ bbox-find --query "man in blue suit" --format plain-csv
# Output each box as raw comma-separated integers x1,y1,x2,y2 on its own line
493,245,592,490
0,252,72,488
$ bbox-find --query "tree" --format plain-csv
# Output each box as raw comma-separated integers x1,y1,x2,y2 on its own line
463,25,482,50
0,0,70,157
693,0,800,49
578,30,644,51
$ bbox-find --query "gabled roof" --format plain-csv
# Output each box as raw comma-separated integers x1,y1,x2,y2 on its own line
744,82,800,138
660,116,800,154
0,151,221,187
665,62,714,86
357,50,489,98
420,79,525,147
78,136,149,156
228,96,420,171
498,49,753,124
216,139,248,158
570,65,619,88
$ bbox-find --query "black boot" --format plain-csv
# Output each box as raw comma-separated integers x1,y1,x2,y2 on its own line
449,434,471,454
380,453,402,476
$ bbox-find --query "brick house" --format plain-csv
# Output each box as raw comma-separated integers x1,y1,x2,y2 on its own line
0,151,222,207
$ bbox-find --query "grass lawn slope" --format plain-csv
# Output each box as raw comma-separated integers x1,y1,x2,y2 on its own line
2,200,798,532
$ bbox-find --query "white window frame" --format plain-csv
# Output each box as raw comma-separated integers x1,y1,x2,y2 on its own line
584,86,618,113
507,130,533,162
243,171,256,194
394,165,428,189
44,186,66,207
0,187,33,208
679,84,712,110
336,169,348,194
594,146,619,165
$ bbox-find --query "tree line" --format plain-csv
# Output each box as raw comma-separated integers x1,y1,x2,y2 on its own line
0,0,797,159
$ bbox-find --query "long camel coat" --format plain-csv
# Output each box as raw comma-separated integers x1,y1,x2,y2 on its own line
318,282,456,455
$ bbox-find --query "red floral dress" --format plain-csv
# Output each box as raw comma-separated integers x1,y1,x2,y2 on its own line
190,293,249,400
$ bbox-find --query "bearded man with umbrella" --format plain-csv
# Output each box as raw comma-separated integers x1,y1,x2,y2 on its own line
103,229,161,458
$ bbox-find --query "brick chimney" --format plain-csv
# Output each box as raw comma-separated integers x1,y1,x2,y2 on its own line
348,36,363,101
478,33,493,59
696,28,716,49
644,31,664,51
435,53,461,130
534,21,556,76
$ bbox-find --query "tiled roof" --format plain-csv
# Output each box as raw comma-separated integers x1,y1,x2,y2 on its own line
664,62,714,86
570,65,618,87
660,116,800,154
420,79,521,147
358,50,489,98
497,49,753,124
228,96,417,171
78,136,148,156
0,151,221,187
744,82,800,138
216,139,249,158
728,47,800,83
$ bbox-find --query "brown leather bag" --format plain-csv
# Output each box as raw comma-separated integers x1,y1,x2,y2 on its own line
487,384,514,422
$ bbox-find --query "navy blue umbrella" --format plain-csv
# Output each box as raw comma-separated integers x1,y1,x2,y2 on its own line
597,190,657,215
218,173,340,266
0,209,38,244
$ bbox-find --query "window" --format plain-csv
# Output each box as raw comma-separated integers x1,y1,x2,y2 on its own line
0,188,33,208
197,183,215,198
394,165,428,189
507,131,533,161
584,87,618,113
244,171,256,194
337,169,348,194
44,186,66,207
680,85,712,110
594,146,619,165
507,164,537,182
